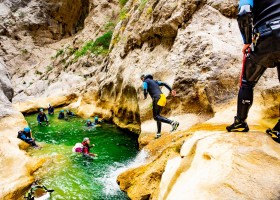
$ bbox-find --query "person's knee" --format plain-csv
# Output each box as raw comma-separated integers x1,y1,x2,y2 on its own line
154,115,160,121
241,80,255,88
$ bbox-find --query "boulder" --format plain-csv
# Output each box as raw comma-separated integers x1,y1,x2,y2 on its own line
159,131,280,200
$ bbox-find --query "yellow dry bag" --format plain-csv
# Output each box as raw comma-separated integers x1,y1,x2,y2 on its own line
157,94,167,107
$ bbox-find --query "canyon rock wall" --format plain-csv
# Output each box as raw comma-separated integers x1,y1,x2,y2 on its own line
1,0,278,132
0,59,44,199
0,0,279,199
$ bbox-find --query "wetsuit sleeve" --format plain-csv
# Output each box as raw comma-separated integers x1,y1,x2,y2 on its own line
237,0,253,44
37,115,40,123
157,81,172,92
143,82,148,99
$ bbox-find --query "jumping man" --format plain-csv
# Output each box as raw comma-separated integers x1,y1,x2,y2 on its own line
141,74,179,139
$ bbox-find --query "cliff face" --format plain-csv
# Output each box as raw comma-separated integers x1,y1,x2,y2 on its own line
0,58,14,117
0,0,280,199
1,0,278,131
114,0,280,199
0,59,44,199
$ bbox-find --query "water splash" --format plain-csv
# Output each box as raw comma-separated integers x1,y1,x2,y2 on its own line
97,150,149,197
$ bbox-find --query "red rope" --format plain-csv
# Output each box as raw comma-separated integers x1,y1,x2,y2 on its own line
239,48,251,87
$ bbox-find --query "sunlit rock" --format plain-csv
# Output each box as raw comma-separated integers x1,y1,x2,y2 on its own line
159,131,280,200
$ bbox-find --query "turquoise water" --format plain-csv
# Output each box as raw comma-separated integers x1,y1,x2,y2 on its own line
25,112,139,200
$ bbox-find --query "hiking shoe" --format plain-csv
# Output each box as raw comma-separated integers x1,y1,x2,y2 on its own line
171,121,179,132
266,128,280,138
155,133,161,139
226,116,249,132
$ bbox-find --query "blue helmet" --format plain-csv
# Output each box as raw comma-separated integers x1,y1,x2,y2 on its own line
86,119,91,123
95,116,98,120
60,110,64,113
24,127,31,133
40,108,43,112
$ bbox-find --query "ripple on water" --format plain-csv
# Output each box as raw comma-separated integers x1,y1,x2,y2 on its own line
25,112,139,199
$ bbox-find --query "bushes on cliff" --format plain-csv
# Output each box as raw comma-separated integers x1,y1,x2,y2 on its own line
74,30,113,58
119,0,129,7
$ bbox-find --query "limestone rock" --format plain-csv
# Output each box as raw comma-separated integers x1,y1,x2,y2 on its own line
159,131,280,200
118,128,280,200
117,147,180,200
0,58,44,199
207,0,238,17
118,130,192,200
13,93,78,114
0,0,90,44
0,58,15,117
0,114,45,200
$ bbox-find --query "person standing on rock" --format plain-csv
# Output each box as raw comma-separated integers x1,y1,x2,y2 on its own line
37,108,49,126
227,0,280,132
141,74,179,139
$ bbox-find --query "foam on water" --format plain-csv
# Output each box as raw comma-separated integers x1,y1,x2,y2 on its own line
97,150,149,197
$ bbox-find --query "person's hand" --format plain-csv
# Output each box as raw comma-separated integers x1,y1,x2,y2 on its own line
171,90,176,96
242,44,251,54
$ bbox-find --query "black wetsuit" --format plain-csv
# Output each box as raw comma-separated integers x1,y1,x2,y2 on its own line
66,111,74,117
236,0,280,121
48,106,54,115
143,75,173,133
37,113,48,123
17,131,36,146
58,112,65,119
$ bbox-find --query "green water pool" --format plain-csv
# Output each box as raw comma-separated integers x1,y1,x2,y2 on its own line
25,112,139,200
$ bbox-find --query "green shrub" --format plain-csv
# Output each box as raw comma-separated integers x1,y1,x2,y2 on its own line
21,49,28,54
55,49,64,58
46,65,53,72
68,47,76,55
119,8,128,20
35,70,42,75
74,40,94,58
103,21,116,31
94,31,113,50
119,0,129,7
146,7,153,15
74,30,113,59
139,0,148,11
